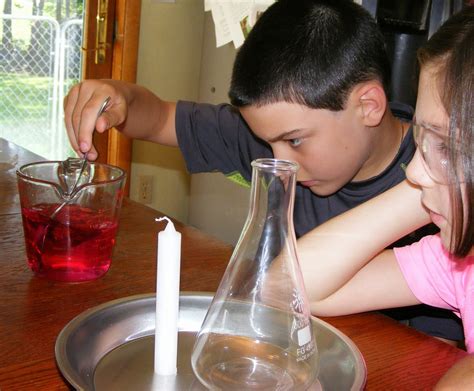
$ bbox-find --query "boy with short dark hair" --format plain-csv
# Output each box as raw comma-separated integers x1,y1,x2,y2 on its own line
176,0,410,237
230,0,391,111
64,0,461,343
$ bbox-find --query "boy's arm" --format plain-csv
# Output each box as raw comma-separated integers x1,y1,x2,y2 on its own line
64,79,178,160
297,180,431,314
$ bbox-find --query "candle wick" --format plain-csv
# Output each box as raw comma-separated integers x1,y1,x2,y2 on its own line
155,217,171,225
156,216,177,233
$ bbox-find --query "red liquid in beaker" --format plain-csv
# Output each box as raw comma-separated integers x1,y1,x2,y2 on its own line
21,203,119,282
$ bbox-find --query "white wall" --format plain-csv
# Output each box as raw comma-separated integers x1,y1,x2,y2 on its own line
133,0,250,244
131,0,206,223
187,12,250,245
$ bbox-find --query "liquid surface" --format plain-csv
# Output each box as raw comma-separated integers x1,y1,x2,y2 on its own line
21,203,118,282
193,333,317,391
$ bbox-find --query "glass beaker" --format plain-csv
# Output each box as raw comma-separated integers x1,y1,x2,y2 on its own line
16,158,126,282
191,158,318,390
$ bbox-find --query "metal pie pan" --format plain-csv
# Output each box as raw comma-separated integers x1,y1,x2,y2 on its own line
55,292,366,390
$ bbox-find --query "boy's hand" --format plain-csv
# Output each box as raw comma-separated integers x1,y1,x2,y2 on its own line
64,80,128,160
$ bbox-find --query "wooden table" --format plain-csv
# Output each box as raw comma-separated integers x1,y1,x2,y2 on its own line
0,138,467,390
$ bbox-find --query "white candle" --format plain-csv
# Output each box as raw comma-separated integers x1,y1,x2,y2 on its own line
154,217,182,375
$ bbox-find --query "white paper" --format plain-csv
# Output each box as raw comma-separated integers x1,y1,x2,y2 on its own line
204,0,215,12
249,1,273,27
222,2,248,48
206,0,275,49
211,3,233,47
154,217,182,376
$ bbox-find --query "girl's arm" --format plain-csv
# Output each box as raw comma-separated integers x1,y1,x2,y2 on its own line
297,180,431,315
434,355,474,390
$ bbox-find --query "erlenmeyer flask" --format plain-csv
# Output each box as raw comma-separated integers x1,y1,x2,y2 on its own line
191,158,318,390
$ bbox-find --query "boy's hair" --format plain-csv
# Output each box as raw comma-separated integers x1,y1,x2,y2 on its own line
417,6,474,257
229,0,390,111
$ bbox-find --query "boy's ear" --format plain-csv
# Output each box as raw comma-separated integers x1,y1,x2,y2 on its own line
351,81,387,127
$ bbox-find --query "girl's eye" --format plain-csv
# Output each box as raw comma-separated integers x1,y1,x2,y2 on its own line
288,138,302,147
434,141,448,156
436,142,448,151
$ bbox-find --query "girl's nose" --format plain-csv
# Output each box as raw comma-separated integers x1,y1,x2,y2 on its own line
406,149,433,187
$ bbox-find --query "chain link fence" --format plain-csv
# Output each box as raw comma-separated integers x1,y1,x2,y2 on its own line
0,14,82,160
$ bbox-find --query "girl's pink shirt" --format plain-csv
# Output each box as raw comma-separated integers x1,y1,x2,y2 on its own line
394,235,474,352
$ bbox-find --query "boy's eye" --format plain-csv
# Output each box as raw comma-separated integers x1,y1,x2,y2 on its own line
288,138,302,147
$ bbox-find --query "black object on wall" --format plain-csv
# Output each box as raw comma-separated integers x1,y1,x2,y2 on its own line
362,0,464,108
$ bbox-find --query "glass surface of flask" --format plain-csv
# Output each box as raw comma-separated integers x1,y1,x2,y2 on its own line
191,158,319,390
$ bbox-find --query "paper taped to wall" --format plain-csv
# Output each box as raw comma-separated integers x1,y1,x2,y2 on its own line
205,0,275,48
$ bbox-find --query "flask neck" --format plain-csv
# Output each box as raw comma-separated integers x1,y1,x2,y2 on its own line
248,162,297,233
228,159,300,298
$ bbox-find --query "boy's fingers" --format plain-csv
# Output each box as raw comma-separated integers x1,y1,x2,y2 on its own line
67,83,96,154
73,92,105,154
86,145,99,161
63,85,81,154
76,100,106,154
76,96,125,154
94,104,127,134
64,81,108,154
64,81,127,157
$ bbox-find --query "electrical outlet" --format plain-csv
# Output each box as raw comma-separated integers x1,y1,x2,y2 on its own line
138,175,153,204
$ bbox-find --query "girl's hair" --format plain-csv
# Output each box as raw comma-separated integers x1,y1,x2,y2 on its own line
417,6,474,257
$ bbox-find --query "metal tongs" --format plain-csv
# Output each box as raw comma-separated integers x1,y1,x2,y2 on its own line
51,96,111,219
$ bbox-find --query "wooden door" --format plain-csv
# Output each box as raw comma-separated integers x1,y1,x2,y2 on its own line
82,0,141,194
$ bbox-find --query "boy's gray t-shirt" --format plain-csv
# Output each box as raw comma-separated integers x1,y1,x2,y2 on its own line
175,100,414,238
